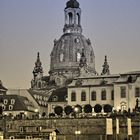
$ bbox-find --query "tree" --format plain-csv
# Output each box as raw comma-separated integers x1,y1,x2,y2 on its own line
54,106,63,116
84,104,92,113
64,105,73,115
94,104,102,113
103,104,112,113
42,112,46,118
49,113,55,118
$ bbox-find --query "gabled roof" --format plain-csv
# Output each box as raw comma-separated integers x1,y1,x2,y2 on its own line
48,87,67,102
0,95,35,112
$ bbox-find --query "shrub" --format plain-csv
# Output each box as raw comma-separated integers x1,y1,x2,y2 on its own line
94,104,102,113
64,105,73,115
84,104,92,113
103,104,112,113
54,106,63,116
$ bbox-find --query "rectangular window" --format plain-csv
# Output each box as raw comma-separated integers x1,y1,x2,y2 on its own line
111,90,114,100
120,86,126,98
81,91,86,101
135,87,140,97
101,90,106,100
71,92,76,101
91,91,96,101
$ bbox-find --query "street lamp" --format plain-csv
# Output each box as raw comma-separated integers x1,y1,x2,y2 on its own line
74,106,81,140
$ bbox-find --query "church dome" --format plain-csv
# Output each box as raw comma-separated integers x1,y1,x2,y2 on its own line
50,33,96,80
66,0,79,9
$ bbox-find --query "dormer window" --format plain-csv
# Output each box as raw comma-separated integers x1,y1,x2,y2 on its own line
52,96,58,102
9,105,13,110
2,105,6,110
4,99,8,105
11,99,15,105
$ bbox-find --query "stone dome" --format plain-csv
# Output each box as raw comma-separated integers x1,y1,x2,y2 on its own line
50,33,96,80
66,0,79,9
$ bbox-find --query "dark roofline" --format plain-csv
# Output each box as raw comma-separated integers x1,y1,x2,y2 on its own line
73,74,120,80
68,84,114,88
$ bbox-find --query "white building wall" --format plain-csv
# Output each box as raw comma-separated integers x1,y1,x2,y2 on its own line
68,86,114,108
114,77,140,111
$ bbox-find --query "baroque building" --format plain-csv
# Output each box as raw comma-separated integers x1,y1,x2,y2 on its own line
1,0,140,117
31,0,96,89
30,0,140,114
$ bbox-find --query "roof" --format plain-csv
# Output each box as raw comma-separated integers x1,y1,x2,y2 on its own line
28,89,52,107
115,75,137,84
0,80,7,91
48,87,67,102
66,0,79,9
68,74,119,88
0,95,35,112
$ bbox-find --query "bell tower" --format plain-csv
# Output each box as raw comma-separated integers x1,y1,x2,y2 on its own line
63,0,82,34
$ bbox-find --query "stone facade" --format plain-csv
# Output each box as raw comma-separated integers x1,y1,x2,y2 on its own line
67,72,140,112
1,117,140,140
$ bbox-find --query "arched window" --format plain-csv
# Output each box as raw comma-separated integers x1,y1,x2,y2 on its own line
90,51,93,63
71,92,76,101
76,13,80,25
60,53,64,62
77,52,81,62
68,12,73,25
81,91,86,101
91,91,96,101
101,89,106,100
120,102,127,111
38,82,42,89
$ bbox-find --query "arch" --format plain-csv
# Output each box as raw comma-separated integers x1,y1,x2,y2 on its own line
120,101,127,111
76,13,80,25
76,52,81,62
38,82,42,89
60,53,64,62
68,12,73,25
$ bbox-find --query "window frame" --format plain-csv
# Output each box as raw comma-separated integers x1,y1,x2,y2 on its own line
71,92,76,102
135,87,140,97
91,91,96,101
81,91,86,101
101,89,106,100
120,86,126,98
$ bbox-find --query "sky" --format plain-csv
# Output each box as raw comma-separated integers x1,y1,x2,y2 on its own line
0,0,140,89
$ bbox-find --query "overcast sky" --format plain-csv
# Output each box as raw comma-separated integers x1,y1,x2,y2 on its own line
0,0,140,88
